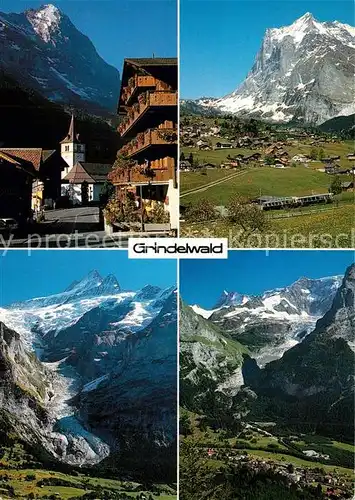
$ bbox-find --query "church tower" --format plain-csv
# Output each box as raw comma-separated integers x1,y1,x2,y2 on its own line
60,114,86,179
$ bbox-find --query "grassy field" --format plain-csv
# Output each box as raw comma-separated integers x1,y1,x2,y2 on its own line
181,165,343,203
0,468,177,499
180,202,355,248
180,168,237,193
181,146,256,165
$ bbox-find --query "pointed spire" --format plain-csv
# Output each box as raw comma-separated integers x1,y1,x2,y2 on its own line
60,114,79,144
68,113,75,141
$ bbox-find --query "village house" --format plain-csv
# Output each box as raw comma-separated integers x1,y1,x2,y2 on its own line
292,154,310,163
215,142,232,149
0,151,36,223
244,152,262,162
341,181,354,191
109,57,178,231
60,115,112,205
346,153,355,161
324,164,337,174
179,160,192,171
0,146,65,212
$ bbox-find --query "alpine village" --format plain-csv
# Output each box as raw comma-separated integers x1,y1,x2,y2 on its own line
0,8,178,247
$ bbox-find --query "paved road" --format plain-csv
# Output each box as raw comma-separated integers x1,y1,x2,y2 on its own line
0,207,172,248
45,206,101,230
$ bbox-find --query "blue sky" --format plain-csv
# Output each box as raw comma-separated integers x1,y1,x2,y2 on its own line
180,251,355,308
0,250,176,305
181,0,355,99
1,1,177,72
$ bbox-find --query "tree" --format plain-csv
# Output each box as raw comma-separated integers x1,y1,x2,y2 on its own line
318,148,325,161
180,151,186,162
264,155,275,166
226,195,268,239
287,463,295,474
185,199,218,222
310,147,318,160
81,180,89,206
180,413,192,436
99,180,115,207
329,175,342,195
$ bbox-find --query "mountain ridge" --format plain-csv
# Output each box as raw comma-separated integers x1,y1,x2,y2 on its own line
0,3,121,113
195,13,355,125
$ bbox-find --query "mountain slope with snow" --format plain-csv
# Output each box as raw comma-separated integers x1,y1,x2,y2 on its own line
0,4,120,112
208,275,342,365
244,264,355,441
180,271,350,427
199,13,355,124
0,272,177,473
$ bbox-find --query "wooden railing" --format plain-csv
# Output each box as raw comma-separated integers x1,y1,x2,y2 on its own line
122,76,156,104
119,127,177,158
110,158,175,185
118,91,177,136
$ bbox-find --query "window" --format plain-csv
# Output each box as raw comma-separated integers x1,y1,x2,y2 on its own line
65,146,69,152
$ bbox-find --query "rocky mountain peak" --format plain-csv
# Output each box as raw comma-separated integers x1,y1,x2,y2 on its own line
198,13,355,124
0,4,121,111
213,290,249,309
25,4,63,44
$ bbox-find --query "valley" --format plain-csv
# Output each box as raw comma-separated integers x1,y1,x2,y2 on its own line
180,115,355,247
179,258,355,499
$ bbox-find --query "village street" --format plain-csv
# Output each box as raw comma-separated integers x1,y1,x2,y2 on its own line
1,207,128,248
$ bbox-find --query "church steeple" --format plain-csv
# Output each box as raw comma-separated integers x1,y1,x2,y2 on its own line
60,114,86,173
61,114,79,144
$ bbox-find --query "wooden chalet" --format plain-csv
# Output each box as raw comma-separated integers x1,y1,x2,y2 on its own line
0,147,65,211
109,57,178,229
0,151,36,222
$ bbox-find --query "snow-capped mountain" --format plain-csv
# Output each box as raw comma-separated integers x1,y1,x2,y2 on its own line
244,264,355,440
199,13,355,124
191,291,249,319
0,4,120,112
0,272,176,471
191,274,342,367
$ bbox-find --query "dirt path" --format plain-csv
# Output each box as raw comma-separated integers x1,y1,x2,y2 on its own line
180,169,249,198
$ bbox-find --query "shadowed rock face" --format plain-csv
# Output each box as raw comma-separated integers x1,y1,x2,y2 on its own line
0,4,120,112
243,264,355,440
75,293,177,469
197,13,355,124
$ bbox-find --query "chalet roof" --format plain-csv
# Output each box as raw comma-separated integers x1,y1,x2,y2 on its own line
80,163,112,181
0,148,42,170
0,151,37,176
341,181,353,188
125,58,177,68
62,162,112,183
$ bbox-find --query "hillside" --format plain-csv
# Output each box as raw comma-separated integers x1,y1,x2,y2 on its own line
0,71,119,162
0,4,121,112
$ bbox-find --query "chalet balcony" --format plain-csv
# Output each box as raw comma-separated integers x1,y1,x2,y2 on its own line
121,77,173,105
118,91,177,137
122,76,156,105
109,161,174,186
119,127,177,158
